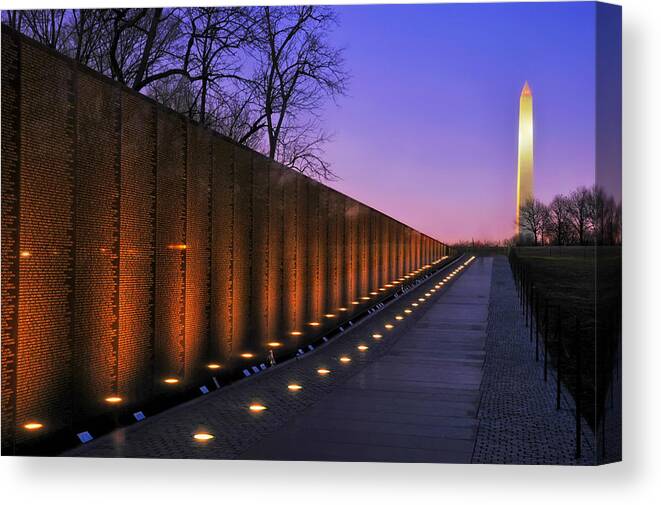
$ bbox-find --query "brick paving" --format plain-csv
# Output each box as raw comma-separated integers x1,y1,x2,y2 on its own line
471,255,596,465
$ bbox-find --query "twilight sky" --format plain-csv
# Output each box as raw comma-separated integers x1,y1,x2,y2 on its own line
322,2,598,243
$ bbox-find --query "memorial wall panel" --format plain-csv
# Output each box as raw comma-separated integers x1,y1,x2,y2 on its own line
232,147,252,355
73,71,120,418
251,155,269,350
118,91,155,402
16,43,75,441
295,176,309,334
282,169,298,340
267,162,285,344
317,187,329,318
185,125,211,380
346,201,359,307
1,31,20,454
155,110,186,382
370,214,379,291
306,181,320,329
210,138,234,361
326,192,340,313
337,196,347,312
359,206,369,298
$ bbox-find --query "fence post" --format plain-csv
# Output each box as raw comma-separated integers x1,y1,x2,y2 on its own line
529,284,534,342
524,273,529,326
556,310,562,410
520,266,525,310
544,301,549,380
535,293,540,361
575,315,582,459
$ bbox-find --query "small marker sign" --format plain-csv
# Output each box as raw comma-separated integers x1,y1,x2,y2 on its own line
200,385,209,394
77,431,93,443
243,369,251,377
133,411,146,421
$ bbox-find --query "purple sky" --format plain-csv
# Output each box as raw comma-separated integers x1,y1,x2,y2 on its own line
322,2,599,243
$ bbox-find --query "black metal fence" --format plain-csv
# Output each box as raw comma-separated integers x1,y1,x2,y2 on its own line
508,248,585,459
508,247,621,462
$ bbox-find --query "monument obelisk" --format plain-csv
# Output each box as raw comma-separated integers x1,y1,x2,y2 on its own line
515,81,534,236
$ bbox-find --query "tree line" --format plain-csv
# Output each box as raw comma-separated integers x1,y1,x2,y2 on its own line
2,7,348,180
517,185,621,246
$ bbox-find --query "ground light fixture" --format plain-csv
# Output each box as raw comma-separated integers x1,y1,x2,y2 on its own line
23,422,43,431
339,356,352,363
338,307,348,312
412,303,419,307
357,345,369,352
324,314,335,318
404,309,412,314
317,368,331,375
163,378,179,384
249,404,267,412
104,396,122,404
385,323,394,329
372,333,383,340
290,331,303,336
267,342,282,348
288,384,303,391
193,433,214,441
207,363,222,369
240,353,254,359
308,322,320,327
395,315,404,320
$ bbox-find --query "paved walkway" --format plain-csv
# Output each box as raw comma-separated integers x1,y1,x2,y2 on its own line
472,255,595,465
240,258,492,462
65,256,492,462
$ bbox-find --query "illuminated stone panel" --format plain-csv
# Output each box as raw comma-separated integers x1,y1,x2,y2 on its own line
0,32,453,452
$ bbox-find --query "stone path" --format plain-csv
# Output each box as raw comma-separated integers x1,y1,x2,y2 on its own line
240,257,492,462
472,255,596,465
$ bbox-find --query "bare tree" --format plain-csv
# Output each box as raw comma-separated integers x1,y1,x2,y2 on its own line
549,194,573,245
236,6,348,177
17,9,67,50
519,198,546,246
3,6,348,180
568,186,591,245
540,204,552,245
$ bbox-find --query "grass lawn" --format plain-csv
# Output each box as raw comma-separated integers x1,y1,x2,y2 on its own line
512,246,621,432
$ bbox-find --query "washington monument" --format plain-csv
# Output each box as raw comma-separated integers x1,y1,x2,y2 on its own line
515,81,534,235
